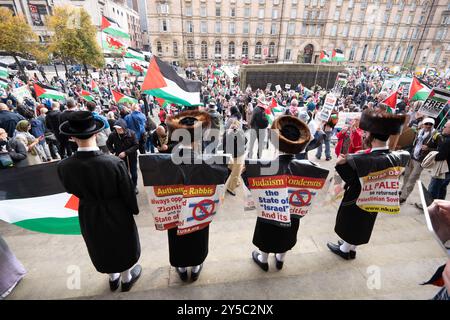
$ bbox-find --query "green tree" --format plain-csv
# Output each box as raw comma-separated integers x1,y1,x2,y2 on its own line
47,6,103,76
0,7,40,81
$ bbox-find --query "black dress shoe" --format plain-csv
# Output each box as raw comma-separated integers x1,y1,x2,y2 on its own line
337,240,356,259
191,264,203,282
175,267,188,282
121,264,142,292
252,251,269,272
327,242,352,260
109,276,121,291
275,257,284,270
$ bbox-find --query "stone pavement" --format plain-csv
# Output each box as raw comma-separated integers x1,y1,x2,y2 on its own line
1,149,448,300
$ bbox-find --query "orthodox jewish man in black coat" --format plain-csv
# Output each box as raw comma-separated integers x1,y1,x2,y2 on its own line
244,116,329,271
57,111,142,292
327,109,410,259
139,110,230,282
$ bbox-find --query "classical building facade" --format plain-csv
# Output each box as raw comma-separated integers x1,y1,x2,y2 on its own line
147,0,450,70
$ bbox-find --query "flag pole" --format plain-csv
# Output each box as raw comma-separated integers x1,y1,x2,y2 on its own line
325,62,332,90
314,63,320,87
437,107,450,130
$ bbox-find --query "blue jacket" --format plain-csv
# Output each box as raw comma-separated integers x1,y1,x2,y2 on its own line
0,110,25,137
30,118,46,145
92,112,110,130
125,111,146,140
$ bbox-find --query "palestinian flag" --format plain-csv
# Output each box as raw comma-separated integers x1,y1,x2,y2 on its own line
0,66,10,78
156,97,169,108
34,83,65,101
112,89,137,104
0,162,80,235
383,90,397,112
428,88,450,104
409,77,431,101
332,49,345,62
0,78,9,89
125,47,145,61
101,16,130,39
91,79,99,93
81,90,95,102
142,56,201,107
102,33,127,55
319,51,331,63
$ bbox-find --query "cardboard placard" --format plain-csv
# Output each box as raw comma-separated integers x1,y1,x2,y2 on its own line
418,88,450,118
317,93,337,122
275,85,282,92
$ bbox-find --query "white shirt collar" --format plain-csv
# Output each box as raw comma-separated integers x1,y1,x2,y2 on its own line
370,146,389,152
77,146,100,152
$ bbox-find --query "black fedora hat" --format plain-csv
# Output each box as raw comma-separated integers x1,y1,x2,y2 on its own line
59,111,105,137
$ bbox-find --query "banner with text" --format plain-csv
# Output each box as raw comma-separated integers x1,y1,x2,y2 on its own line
418,88,450,118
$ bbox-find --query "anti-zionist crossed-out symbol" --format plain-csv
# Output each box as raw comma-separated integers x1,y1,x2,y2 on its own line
192,199,215,221
289,189,312,207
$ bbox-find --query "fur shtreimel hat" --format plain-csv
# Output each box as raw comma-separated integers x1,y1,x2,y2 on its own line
271,115,311,154
166,110,211,143
359,110,406,135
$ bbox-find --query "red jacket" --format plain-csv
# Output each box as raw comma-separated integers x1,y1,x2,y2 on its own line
335,127,363,156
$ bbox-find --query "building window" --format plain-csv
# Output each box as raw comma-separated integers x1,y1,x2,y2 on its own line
399,0,404,10
269,42,275,57
161,19,168,32
229,42,235,57
372,45,380,62
367,26,374,38
288,22,295,35
272,9,278,19
433,48,442,64
378,26,385,38
320,0,325,6
255,42,262,57
271,23,277,35
394,46,402,63
305,0,310,5
349,46,356,61
412,27,419,39
185,6,192,16
173,41,178,57
405,45,414,63
361,0,367,9
229,22,235,34
390,27,398,39
215,21,221,33
316,25,322,36
201,21,207,33
259,0,266,4
334,11,340,20
243,22,249,34
292,0,298,5
303,10,309,20
215,41,221,57
383,46,391,63
186,21,194,33
159,3,169,14
244,7,250,18
216,6,221,17
257,23,264,35
309,24,315,36
348,0,354,8
274,0,280,4
410,1,416,11
201,41,208,59
200,6,207,17
361,44,368,61
312,0,318,6
336,0,342,6
301,23,307,35
394,14,401,24
291,10,297,19
242,41,249,56
401,27,408,39
259,8,265,19
345,12,351,22
435,28,447,40
187,41,194,59
285,49,291,60
342,25,349,37
386,0,393,9
157,41,162,53
407,15,413,24
331,25,337,36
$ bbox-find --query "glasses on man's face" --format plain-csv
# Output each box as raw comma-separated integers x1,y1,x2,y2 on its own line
424,123,433,126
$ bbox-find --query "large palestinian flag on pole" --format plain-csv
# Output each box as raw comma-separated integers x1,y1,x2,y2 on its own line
409,77,432,101
112,89,138,104
332,49,345,62
142,56,202,107
101,16,130,39
125,47,146,61
319,50,331,63
0,162,80,235
81,90,95,102
34,83,65,101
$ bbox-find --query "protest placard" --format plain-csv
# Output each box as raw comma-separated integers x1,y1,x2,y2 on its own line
418,88,450,118
285,84,291,90
12,85,32,104
317,93,337,122
266,83,272,91
275,85,282,92
335,112,360,129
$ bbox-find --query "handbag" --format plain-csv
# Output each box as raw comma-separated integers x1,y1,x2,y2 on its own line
0,152,14,168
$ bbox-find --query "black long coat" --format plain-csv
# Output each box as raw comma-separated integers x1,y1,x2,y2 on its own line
246,154,329,253
57,151,140,273
334,148,410,245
